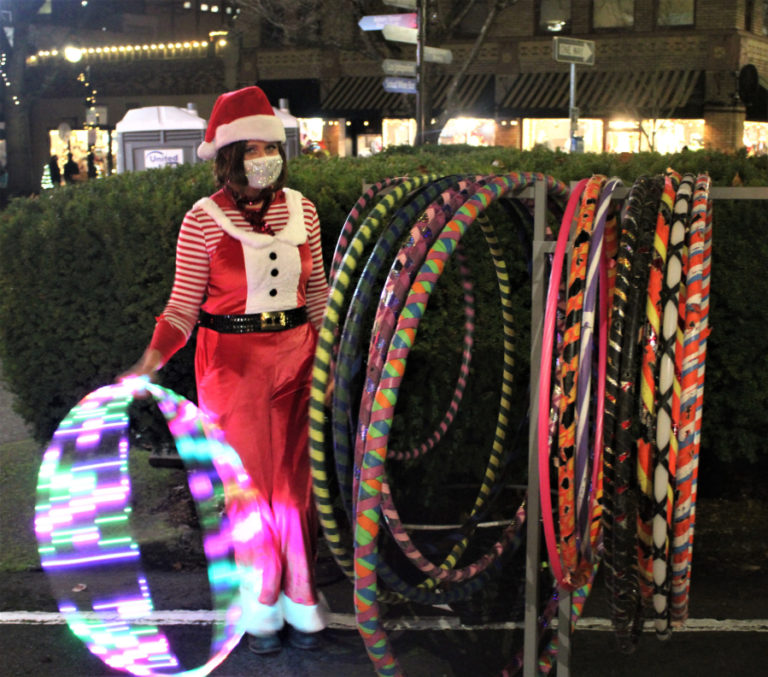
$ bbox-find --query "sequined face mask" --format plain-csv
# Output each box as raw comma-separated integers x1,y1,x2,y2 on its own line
244,154,283,189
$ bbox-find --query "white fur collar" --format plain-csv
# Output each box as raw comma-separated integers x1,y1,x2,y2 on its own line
193,187,307,249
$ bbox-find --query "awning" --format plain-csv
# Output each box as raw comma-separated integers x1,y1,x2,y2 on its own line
432,73,495,116
322,76,412,117
499,69,703,117
321,73,494,118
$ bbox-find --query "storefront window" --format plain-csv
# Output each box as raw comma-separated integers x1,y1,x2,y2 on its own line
539,0,572,33
357,133,383,157
593,0,635,29
299,117,326,156
522,118,603,152
763,0,768,35
383,118,416,148
605,118,641,152
744,120,768,154
657,0,694,26
604,117,703,153
438,117,496,146
47,128,111,188
640,118,704,152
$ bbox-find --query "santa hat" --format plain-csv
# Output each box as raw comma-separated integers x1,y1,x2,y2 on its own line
197,86,285,160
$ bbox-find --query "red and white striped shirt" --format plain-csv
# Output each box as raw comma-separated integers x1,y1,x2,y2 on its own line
149,187,328,362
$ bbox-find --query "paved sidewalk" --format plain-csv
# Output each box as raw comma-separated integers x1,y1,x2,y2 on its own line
0,359,32,444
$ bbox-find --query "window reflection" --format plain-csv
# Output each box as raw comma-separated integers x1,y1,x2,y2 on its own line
657,0,694,26
539,0,572,33
593,0,635,29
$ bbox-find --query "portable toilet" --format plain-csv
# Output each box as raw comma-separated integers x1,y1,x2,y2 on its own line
274,99,300,160
115,104,206,173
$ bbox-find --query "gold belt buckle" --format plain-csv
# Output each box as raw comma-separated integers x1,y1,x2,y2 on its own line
260,311,286,330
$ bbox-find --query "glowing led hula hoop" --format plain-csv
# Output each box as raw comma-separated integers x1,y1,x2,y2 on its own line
35,378,259,676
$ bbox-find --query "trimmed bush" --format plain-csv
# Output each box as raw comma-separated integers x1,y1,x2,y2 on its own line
1,147,766,510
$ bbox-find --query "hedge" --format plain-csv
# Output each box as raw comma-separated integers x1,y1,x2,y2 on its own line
0,146,766,509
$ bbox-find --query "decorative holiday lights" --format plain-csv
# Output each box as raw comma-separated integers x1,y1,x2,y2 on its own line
35,378,259,676
27,40,216,65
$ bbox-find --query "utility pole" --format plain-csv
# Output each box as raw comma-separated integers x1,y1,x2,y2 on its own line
416,0,426,145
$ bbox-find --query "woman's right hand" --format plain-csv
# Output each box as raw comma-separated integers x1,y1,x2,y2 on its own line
117,348,163,383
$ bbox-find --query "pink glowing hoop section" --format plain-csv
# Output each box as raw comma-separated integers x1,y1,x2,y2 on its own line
35,378,259,676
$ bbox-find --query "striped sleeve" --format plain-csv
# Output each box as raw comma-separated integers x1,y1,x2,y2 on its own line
303,197,329,331
149,208,215,362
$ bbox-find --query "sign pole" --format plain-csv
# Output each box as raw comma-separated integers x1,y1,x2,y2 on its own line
553,36,594,153
416,0,426,145
569,62,577,151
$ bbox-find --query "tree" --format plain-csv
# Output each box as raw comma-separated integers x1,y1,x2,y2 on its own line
237,0,515,141
0,1,46,196
426,0,514,137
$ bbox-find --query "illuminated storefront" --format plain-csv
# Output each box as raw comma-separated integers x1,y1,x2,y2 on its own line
47,127,111,186
639,119,705,153
743,121,768,155
383,118,417,149
298,117,326,155
292,113,711,157
606,118,705,153
438,117,496,146
522,118,603,152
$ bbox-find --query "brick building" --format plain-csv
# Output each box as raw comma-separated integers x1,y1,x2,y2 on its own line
21,0,768,172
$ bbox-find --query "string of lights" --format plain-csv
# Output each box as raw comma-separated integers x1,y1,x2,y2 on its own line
27,38,228,66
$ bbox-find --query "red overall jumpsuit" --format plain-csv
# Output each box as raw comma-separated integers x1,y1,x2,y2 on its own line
149,187,328,634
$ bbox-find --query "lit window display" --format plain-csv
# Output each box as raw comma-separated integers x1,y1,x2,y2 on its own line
743,121,768,155
383,118,417,148
357,132,383,156
47,128,111,187
522,118,603,152
605,118,705,153
605,118,641,152
639,118,704,153
299,117,326,155
438,117,496,146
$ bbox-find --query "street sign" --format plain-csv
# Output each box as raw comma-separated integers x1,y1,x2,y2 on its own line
382,24,417,44
358,13,417,31
383,76,418,94
553,37,595,66
383,0,417,9
424,45,453,64
381,25,453,63
382,58,417,76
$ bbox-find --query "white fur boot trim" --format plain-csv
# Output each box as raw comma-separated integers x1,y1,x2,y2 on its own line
280,591,328,633
239,584,284,635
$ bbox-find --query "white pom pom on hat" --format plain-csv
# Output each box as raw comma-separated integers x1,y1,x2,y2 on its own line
197,86,286,160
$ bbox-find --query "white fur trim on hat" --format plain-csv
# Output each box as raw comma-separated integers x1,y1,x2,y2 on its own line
197,113,285,160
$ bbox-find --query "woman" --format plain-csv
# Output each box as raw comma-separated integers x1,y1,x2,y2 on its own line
123,86,329,654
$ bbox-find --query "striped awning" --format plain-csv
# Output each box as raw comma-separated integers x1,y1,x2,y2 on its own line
499,69,703,116
432,72,494,114
322,76,412,116
321,73,494,117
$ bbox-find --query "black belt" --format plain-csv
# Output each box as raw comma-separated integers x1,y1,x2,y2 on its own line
198,307,308,333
